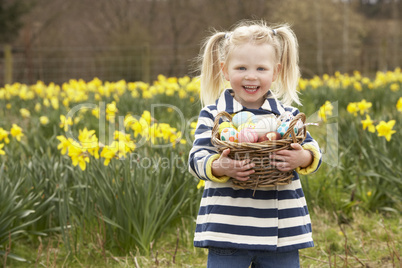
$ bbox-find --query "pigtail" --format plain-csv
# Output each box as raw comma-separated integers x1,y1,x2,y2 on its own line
273,25,301,106
199,32,226,106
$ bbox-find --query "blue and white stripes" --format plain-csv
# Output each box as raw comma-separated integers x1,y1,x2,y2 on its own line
188,89,322,252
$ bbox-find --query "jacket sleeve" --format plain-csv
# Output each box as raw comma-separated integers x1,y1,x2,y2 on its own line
188,107,230,183
290,108,322,175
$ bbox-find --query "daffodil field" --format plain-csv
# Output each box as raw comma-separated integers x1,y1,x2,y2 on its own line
0,68,401,265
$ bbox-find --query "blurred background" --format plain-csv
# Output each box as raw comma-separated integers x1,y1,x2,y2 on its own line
1,0,401,85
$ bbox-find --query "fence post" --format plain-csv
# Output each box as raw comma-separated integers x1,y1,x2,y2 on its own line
142,44,150,83
4,44,13,85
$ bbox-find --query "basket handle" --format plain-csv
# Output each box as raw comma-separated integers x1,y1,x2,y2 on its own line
211,111,233,142
281,112,306,143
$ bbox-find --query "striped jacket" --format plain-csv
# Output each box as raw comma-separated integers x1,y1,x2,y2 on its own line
188,89,322,252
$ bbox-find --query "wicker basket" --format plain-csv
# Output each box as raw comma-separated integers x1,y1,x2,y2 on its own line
211,111,307,189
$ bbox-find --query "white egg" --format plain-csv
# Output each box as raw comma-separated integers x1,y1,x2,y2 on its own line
255,116,278,137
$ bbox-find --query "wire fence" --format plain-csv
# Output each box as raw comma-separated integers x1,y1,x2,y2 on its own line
1,42,401,86
1,45,200,85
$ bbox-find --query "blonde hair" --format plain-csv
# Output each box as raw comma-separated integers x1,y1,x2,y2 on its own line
198,20,301,107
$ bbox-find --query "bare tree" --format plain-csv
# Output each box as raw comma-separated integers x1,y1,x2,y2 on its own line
5,0,401,84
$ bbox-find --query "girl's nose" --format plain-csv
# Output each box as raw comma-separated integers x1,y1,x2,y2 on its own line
245,73,257,80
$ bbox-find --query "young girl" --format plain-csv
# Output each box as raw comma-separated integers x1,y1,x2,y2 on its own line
188,21,322,267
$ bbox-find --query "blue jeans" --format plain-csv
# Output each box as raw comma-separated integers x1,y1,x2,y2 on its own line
207,247,300,268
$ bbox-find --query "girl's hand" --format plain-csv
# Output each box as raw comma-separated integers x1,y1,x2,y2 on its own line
270,143,313,172
211,149,255,181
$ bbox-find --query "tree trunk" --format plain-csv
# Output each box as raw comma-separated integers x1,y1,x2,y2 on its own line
391,0,399,69
314,0,324,75
4,44,13,85
342,0,350,73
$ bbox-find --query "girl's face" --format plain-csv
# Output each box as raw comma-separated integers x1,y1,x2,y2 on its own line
222,43,279,109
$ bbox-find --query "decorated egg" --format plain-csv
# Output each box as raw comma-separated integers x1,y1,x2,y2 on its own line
238,128,259,143
277,122,298,137
232,111,257,128
278,111,294,122
254,116,278,137
237,122,256,132
218,122,235,134
220,127,238,142
258,131,282,142
295,119,304,133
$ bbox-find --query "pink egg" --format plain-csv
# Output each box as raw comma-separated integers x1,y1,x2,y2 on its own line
238,128,259,143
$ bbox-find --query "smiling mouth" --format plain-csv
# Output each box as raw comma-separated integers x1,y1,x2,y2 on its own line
243,85,260,93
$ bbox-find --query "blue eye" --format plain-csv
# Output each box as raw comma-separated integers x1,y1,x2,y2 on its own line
257,67,265,71
238,67,246,70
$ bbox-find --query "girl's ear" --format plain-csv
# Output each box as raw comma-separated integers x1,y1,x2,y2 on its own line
273,63,281,82
221,62,230,81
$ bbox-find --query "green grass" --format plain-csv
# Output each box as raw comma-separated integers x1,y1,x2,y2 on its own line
1,73,401,267
3,211,400,267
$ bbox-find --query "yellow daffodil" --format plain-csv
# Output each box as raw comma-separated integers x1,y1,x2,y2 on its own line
78,128,99,159
298,78,308,91
353,70,362,80
10,124,24,141
361,77,370,85
20,108,31,118
138,82,150,92
170,132,185,148
197,180,205,189
397,97,402,112
113,130,136,157
74,116,81,124
116,140,131,159
131,117,149,138
390,83,400,92
64,99,71,109
0,143,5,155
142,110,152,125
357,99,372,115
113,93,120,102
67,140,90,171
51,97,59,110
57,136,72,155
0,128,10,144
131,89,139,98
179,89,187,99
178,76,190,86
291,68,402,91
318,101,333,122
106,101,118,121
0,89,5,99
353,81,362,91
94,93,101,101
78,128,96,142
40,116,49,125
190,121,197,136
142,91,153,99
124,114,137,129
59,115,73,132
376,120,396,141
347,102,358,116
43,98,50,107
113,130,131,142
100,142,119,166
18,85,29,100
92,108,100,119
35,103,42,112
361,115,375,133
87,145,100,159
